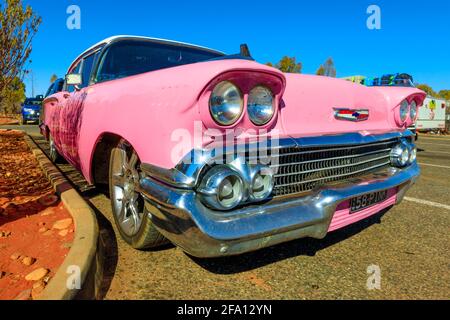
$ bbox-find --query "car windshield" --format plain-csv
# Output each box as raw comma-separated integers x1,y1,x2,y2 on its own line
96,40,223,82
24,99,42,106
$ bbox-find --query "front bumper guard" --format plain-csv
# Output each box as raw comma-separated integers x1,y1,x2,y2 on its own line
139,163,420,258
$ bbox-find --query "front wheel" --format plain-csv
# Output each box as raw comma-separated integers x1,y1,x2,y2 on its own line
109,140,167,249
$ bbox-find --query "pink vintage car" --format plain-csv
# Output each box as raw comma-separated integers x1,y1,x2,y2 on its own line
41,36,426,257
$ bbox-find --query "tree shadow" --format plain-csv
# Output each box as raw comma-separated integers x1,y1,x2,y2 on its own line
191,207,391,275
88,202,119,300
0,196,59,227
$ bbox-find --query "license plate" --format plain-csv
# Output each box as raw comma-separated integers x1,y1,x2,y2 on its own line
350,190,388,213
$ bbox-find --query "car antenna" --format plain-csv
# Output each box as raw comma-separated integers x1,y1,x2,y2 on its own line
240,44,252,58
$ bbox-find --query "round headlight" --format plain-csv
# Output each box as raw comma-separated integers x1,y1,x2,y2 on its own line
198,165,245,210
390,143,410,167
248,86,275,125
209,81,243,126
250,166,274,201
399,100,409,123
410,100,417,120
409,146,417,164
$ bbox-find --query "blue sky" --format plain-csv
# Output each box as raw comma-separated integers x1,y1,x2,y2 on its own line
23,0,450,96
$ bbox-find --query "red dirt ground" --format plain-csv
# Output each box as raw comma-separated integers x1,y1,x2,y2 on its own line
0,130,74,300
0,117,19,125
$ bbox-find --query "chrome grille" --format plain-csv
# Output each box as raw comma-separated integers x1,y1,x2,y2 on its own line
269,139,398,196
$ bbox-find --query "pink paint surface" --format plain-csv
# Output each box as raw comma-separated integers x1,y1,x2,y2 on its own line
328,188,398,232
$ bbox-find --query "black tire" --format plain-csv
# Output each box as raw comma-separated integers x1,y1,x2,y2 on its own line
108,139,167,249
48,134,64,163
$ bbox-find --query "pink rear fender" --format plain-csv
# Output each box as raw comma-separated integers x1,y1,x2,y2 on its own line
77,59,286,183
281,74,426,137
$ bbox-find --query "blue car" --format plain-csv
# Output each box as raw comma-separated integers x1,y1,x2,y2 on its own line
21,96,43,124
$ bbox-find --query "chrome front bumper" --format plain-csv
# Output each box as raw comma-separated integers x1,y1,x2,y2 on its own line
139,163,420,258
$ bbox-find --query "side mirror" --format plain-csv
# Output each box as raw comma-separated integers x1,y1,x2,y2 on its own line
65,73,82,87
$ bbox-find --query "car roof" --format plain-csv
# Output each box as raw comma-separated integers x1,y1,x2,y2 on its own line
69,35,225,70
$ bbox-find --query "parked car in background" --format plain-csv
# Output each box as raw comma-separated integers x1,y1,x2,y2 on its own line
41,36,426,258
41,78,64,124
21,96,43,125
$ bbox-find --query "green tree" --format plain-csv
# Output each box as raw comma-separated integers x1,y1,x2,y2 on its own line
267,56,302,73
416,84,437,97
438,90,450,101
50,74,58,84
0,76,25,114
316,65,325,76
0,0,41,95
316,57,336,77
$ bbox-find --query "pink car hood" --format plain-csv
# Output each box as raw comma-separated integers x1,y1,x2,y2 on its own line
281,74,426,138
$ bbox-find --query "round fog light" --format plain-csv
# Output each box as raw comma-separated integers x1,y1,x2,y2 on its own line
198,166,245,210
409,146,417,164
217,175,244,209
250,166,274,201
390,143,410,167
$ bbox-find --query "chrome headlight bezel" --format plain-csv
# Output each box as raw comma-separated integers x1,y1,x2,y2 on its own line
197,165,246,211
209,81,244,126
399,100,409,123
249,165,274,201
410,100,418,121
408,145,417,164
247,85,275,126
390,142,411,168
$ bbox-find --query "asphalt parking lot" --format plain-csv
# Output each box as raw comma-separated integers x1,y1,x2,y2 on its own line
12,125,450,299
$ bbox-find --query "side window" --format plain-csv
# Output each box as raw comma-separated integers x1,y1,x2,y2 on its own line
67,62,81,93
80,53,98,88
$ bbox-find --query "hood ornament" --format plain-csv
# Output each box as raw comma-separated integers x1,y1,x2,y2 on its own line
334,108,369,122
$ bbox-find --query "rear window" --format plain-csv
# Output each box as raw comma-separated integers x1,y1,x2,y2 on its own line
96,40,222,83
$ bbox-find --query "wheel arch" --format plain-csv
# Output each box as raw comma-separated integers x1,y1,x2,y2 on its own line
90,132,123,188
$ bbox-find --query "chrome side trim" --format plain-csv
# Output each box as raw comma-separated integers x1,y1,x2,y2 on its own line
140,163,195,189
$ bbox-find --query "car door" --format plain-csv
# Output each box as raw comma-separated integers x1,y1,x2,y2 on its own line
59,50,100,168
44,61,81,158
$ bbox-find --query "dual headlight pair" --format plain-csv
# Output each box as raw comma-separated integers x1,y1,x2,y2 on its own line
198,164,274,211
398,99,418,124
390,142,417,168
209,81,275,126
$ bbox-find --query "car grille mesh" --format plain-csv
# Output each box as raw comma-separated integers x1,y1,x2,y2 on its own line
268,139,398,196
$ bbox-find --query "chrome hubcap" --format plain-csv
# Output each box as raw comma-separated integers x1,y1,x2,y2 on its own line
111,145,143,237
